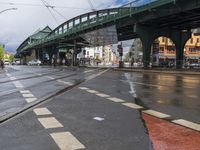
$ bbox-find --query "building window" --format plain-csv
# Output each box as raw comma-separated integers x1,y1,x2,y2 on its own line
197,38,199,43
159,47,164,53
189,48,197,52
190,38,193,44
162,37,165,43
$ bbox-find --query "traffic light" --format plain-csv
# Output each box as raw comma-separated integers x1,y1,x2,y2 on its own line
83,49,86,56
118,48,123,56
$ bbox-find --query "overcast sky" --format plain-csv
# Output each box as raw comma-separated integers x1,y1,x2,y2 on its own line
0,0,149,53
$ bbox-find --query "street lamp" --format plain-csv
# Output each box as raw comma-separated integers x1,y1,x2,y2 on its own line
0,8,17,14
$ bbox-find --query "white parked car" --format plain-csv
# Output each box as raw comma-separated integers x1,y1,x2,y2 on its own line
4,59,10,65
27,59,42,66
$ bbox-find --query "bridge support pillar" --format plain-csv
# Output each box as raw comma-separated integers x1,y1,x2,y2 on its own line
135,25,156,68
135,24,191,69
170,31,191,69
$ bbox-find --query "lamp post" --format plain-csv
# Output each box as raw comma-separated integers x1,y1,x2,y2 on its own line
0,8,17,14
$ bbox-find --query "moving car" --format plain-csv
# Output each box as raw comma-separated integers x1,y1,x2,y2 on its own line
27,59,42,66
4,59,10,65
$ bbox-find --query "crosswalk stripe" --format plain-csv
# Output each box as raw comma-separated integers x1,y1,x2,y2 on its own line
38,117,63,129
143,110,170,119
46,76,55,80
34,108,52,116
79,87,89,90
107,97,125,103
25,98,37,103
50,132,85,150
87,90,99,94
20,90,31,94
22,93,34,98
122,103,144,109
172,119,200,131
96,93,110,98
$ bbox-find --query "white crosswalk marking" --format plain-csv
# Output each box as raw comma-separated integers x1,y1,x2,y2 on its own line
172,119,200,131
79,87,89,90
20,90,31,94
87,90,99,94
34,108,52,116
46,76,55,80
25,98,37,103
122,103,144,109
10,77,16,80
96,93,110,98
107,97,125,103
38,117,63,129
50,132,85,150
22,94,34,98
143,110,170,118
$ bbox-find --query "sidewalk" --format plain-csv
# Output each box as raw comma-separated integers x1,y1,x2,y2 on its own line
79,65,200,75
113,67,200,75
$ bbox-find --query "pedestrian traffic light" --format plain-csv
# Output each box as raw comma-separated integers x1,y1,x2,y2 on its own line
83,49,86,55
118,48,123,56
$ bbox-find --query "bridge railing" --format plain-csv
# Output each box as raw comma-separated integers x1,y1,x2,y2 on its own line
19,0,175,53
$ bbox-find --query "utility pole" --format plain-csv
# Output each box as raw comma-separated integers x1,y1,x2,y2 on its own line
118,42,124,68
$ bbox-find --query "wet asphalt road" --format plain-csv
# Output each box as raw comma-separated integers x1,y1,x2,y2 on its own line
0,65,199,150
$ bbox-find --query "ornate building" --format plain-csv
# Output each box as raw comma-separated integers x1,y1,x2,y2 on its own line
152,34,200,65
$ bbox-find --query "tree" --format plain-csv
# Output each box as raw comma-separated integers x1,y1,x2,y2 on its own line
9,54,14,62
0,45,5,60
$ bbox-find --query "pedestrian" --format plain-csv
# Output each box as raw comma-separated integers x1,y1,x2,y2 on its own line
0,59,4,69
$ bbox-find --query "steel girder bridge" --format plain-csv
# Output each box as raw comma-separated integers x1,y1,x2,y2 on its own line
16,0,200,68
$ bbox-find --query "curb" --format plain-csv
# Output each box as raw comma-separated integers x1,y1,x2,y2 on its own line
113,68,200,75
77,66,200,75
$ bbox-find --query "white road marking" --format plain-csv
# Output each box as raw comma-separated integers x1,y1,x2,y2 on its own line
16,85,24,88
62,81,73,86
107,97,125,103
96,93,110,98
25,98,37,103
87,90,99,94
13,81,24,88
10,77,16,80
22,93,34,98
122,103,144,109
172,119,200,131
86,69,109,80
33,108,52,116
143,110,171,119
84,70,93,73
124,73,137,98
20,90,31,94
6,73,11,77
79,87,89,90
38,117,63,129
50,132,85,150
57,80,73,86
46,76,55,80
57,80,64,83
93,117,105,121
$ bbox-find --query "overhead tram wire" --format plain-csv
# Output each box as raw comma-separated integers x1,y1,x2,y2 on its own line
41,0,67,21
0,2,90,10
40,0,59,24
87,0,96,11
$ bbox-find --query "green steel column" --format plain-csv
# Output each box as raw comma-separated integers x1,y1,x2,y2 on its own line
171,30,191,69
135,24,156,68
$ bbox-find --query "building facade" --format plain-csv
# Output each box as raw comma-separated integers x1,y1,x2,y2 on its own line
152,34,200,66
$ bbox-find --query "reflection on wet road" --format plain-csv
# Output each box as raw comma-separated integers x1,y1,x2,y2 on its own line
124,72,200,123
